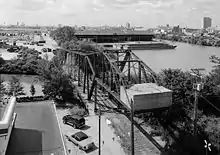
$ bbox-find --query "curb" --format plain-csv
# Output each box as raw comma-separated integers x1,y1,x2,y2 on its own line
52,101,68,155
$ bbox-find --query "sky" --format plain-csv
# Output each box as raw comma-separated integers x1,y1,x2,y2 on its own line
0,0,220,28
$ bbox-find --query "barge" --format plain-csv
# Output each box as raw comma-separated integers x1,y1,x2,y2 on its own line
100,41,177,50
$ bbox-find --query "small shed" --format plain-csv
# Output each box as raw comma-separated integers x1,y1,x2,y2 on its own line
120,83,172,112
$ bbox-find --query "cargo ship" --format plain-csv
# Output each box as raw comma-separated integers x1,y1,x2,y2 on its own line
101,41,177,50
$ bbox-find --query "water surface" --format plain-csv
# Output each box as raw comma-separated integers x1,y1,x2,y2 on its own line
133,41,220,74
1,74,43,96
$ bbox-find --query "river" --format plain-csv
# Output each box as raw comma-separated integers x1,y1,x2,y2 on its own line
133,41,220,74
1,74,43,96
0,41,219,94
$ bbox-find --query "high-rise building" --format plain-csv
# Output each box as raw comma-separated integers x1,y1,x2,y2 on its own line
172,25,182,34
203,17,212,29
58,24,62,28
125,22,131,29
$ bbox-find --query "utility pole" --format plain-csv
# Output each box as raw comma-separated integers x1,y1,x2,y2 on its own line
130,99,135,155
190,68,205,135
193,86,198,134
99,107,101,155
95,83,101,155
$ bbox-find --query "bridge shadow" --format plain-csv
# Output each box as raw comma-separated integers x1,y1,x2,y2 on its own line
160,133,217,155
6,128,42,155
80,125,91,130
159,125,219,155
85,143,98,153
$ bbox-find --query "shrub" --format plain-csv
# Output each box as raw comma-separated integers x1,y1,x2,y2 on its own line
69,106,88,117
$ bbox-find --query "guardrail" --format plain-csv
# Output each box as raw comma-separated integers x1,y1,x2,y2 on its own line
0,97,16,131
0,97,17,155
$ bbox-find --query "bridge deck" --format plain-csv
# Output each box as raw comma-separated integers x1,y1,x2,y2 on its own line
6,101,65,155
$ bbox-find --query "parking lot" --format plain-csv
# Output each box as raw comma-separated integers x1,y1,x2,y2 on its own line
16,33,56,60
56,103,126,155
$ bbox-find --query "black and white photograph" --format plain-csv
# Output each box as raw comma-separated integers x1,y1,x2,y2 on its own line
0,0,219,155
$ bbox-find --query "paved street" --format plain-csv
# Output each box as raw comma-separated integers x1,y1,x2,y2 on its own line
56,103,126,155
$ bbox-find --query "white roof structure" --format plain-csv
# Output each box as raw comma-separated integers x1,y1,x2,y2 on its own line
127,83,172,95
120,83,172,111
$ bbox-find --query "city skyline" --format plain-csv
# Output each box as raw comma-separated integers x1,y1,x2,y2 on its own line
0,0,220,28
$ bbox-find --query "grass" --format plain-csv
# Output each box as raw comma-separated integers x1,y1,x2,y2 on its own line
69,105,88,117
105,113,161,155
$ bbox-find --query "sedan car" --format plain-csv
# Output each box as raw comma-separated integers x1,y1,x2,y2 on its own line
66,131,95,151
62,115,85,129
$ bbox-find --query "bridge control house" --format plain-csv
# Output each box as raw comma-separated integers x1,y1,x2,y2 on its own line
120,83,172,112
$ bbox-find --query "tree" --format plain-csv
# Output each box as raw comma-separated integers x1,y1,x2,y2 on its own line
50,26,76,46
0,76,6,102
0,54,5,66
69,106,88,117
7,76,25,96
156,69,194,121
205,55,220,96
37,54,76,102
30,84,36,96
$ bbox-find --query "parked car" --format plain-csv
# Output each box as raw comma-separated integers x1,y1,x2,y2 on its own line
47,48,52,52
37,43,44,46
62,115,85,129
41,48,47,53
66,131,94,151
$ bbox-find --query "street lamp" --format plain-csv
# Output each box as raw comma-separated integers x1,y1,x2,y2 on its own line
94,82,101,155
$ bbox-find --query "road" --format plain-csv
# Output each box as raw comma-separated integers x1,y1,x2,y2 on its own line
56,101,126,155
6,101,65,155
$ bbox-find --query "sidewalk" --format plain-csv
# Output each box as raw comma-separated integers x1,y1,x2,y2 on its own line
86,101,126,155
56,95,126,155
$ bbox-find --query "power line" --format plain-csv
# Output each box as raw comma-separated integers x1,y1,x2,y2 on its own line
201,95,220,113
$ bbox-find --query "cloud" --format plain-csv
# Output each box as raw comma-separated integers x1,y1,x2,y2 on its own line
187,7,197,12
59,4,76,16
92,0,182,10
11,0,45,11
5,0,58,12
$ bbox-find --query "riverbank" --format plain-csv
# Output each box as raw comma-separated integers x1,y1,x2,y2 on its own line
133,41,220,74
157,35,220,47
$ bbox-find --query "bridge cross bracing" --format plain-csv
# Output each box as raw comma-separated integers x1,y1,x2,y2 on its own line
62,48,158,108
61,48,165,152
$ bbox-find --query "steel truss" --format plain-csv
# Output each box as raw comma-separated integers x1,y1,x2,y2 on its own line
63,48,158,110
62,48,164,152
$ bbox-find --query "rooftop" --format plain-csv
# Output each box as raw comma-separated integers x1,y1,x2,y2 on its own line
128,83,172,95
6,101,65,155
75,30,153,35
